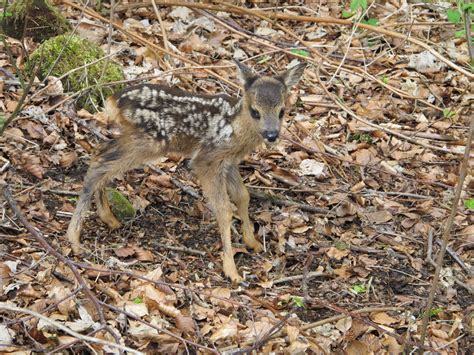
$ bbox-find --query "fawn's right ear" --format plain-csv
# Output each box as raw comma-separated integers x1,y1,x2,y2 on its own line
234,60,258,89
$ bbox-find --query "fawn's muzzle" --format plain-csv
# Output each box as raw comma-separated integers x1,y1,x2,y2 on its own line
263,131,279,142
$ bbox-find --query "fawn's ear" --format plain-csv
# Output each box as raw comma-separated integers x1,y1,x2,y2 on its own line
235,60,258,89
275,63,307,89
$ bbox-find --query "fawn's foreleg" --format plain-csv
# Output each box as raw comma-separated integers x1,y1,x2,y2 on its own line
195,163,243,283
226,164,263,252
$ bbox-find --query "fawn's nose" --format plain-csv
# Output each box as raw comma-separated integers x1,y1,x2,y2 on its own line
263,131,279,142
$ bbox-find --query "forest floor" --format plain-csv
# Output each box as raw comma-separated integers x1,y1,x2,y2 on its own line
0,1,473,354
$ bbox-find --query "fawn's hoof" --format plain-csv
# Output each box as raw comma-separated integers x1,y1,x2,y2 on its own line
105,217,122,229
249,241,263,253
227,272,244,284
223,256,244,284
243,232,263,252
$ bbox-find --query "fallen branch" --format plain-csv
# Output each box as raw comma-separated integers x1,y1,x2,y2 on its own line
0,302,141,354
419,116,474,346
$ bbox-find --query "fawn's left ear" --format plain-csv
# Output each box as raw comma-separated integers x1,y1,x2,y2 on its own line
234,60,259,89
276,63,307,89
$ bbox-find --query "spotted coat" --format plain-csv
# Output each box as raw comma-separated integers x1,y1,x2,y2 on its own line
113,84,241,146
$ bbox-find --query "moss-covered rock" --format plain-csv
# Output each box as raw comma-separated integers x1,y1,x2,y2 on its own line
1,0,71,42
106,188,136,222
28,34,124,111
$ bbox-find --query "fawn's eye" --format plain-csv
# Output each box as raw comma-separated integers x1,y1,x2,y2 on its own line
279,109,285,119
250,107,260,120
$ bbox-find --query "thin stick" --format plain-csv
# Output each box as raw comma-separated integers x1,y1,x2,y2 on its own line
249,190,333,215
0,303,141,354
463,0,474,63
151,0,169,53
273,271,326,285
419,116,474,347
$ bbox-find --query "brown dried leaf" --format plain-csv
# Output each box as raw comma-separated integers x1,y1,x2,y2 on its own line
270,166,300,186
134,247,154,262
354,149,375,166
364,210,392,224
114,246,136,258
326,247,350,260
370,312,398,325
22,121,47,139
209,319,238,342
21,154,44,179
59,151,78,168
345,340,370,355
175,315,195,334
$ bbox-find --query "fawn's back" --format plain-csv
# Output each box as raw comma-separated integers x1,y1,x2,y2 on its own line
105,84,251,160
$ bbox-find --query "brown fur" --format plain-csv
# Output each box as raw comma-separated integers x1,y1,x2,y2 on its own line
66,62,306,283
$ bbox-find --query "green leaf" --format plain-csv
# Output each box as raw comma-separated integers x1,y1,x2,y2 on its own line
133,297,143,304
360,0,368,9
461,3,474,12
335,241,349,250
464,199,474,210
350,0,361,12
443,108,455,118
0,11,13,18
342,10,355,18
290,49,310,58
447,9,461,24
362,18,379,26
351,284,367,294
291,295,305,308
381,75,389,84
455,29,466,38
0,115,5,132
429,307,443,317
257,55,271,64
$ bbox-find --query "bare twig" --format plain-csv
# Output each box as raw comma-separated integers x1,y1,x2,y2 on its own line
273,271,326,285
419,116,474,347
0,303,141,354
249,190,333,216
148,165,200,199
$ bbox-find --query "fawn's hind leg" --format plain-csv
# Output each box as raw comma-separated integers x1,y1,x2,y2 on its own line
194,161,243,283
66,133,161,254
226,164,263,252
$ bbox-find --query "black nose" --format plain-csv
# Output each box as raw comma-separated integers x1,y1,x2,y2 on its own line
263,131,279,142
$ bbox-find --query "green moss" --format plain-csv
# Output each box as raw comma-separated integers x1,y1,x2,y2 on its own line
28,34,124,111
1,0,71,42
106,188,136,222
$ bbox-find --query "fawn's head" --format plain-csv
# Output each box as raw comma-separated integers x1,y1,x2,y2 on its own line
236,61,306,143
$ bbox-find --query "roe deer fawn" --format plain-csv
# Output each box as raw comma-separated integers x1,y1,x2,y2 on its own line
66,61,306,283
